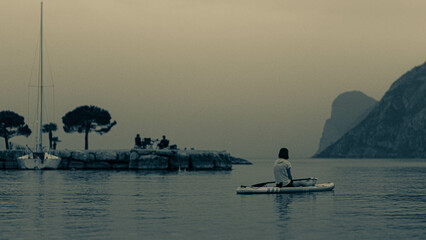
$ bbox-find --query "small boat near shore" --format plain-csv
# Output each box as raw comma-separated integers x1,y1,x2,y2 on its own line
17,2,60,170
17,152,61,170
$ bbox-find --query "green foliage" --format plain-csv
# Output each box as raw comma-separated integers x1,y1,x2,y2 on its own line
0,110,32,149
42,122,57,133
62,105,117,149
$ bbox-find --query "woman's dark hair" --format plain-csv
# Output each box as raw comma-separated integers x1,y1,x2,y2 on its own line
278,148,289,159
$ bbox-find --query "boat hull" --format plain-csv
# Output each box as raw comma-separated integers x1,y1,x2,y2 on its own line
236,182,335,194
17,153,61,170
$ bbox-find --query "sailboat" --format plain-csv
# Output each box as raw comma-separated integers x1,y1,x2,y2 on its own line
17,2,61,170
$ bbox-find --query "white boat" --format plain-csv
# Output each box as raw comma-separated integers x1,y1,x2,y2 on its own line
17,152,61,170
17,2,61,170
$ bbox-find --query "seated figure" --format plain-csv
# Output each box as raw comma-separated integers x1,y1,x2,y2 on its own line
135,134,142,148
157,135,170,149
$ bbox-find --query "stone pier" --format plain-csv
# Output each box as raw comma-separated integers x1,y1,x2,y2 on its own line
0,149,235,170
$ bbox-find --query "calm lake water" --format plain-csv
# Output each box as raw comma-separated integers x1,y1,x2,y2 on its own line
0,158,425,240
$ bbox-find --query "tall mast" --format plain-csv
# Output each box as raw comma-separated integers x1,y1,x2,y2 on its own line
38,1,43,152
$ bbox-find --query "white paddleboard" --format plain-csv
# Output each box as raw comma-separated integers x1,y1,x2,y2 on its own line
236,182,335,194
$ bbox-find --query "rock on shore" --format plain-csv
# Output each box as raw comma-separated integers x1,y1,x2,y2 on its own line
229,156,253,165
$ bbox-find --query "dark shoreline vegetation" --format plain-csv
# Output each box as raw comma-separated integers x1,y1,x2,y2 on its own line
1,105,116,151
1,104,253,170
0,149,252,170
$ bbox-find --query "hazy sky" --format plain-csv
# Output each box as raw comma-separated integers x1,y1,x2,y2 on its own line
1,0,425,158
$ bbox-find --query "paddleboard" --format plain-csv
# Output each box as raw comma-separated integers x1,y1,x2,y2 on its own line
236,182,335,194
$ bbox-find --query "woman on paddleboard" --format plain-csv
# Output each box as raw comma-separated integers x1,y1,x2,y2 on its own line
274,148,294,188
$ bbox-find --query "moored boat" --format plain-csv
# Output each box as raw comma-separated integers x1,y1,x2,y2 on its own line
17,2,60,170
17,152,61,170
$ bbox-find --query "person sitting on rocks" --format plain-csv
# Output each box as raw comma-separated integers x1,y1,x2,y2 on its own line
135,134,142,148
142,138,154,149
157,135,170,149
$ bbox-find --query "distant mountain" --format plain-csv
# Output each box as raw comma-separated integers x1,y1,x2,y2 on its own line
314,62,426,158
316,91,377,154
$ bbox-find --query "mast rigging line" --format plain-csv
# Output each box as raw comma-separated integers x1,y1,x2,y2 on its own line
25,1,57,151
39,0,43,152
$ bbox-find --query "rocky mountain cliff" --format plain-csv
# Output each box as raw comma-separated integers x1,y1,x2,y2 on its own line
314,62,426,158
316,91,377,154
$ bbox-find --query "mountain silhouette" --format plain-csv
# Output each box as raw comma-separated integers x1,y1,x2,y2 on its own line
314,62,426,158
316,91,377,154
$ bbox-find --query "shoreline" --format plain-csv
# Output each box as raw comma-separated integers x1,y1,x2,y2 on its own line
0,149,251,170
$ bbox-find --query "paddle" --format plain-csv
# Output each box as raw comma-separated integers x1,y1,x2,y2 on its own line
250,181,274,187
250,178,316,187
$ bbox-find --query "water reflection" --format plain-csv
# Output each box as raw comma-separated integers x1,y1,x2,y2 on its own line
0,158,424,240
274,194,293,221
274,192,337,239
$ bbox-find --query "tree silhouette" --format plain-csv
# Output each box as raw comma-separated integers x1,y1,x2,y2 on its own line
0,111,32,149
42,122,58,150
62,105,117,150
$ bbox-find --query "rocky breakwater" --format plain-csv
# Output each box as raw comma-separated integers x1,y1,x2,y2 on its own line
0,149,233,170
129,149,232,170
54,150,130,170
